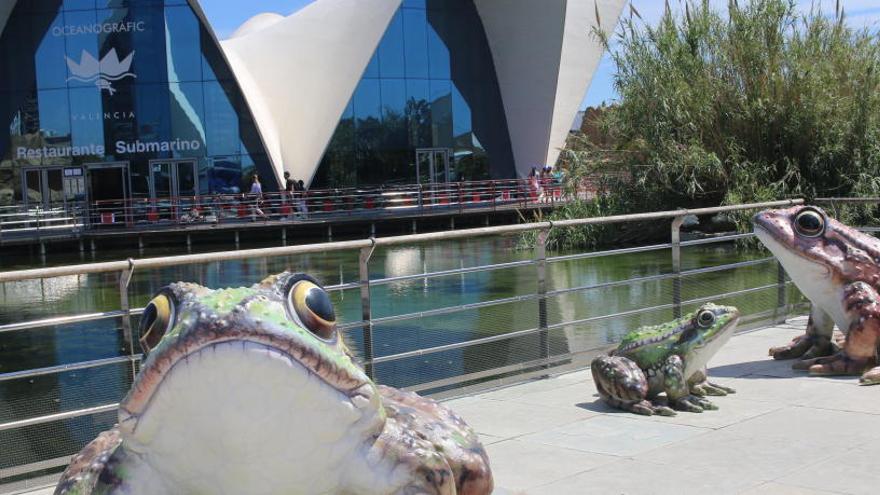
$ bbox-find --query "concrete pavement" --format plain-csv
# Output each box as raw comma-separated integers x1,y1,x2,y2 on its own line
446,317,880,494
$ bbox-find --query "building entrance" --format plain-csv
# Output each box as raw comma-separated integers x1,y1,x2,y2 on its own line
148,160,198,221
21,168,65,211
86,163,130,225
416,148,451,185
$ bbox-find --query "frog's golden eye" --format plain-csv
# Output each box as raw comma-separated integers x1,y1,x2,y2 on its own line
696,309,716,328
139,292,176,354
794,208,825,238
287,280,336,341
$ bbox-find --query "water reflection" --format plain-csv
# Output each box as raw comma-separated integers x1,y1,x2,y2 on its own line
0,236,799,470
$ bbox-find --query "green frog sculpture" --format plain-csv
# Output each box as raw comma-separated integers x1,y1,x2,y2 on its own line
591,304,739,416
55,273,493,495
754,206,880,384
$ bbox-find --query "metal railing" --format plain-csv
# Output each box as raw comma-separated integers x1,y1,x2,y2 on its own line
1,178,594,242
0,198,815,492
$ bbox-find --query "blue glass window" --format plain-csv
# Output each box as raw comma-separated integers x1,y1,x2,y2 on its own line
63,10,99,89
0,0,277,201
402,9,428,79
315,0,514,187
68,86,104,148
363,52,380,79
164,6,202,82
378,11,405,79
168,82,206,156
203,80,240,156
353,79,381,125
37,89,72,143
63,0,97,11
34,14,68,90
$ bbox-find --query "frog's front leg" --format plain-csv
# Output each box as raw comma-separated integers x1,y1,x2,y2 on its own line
806,282,880,384
688,367,735,396
591,356,675,416
664,355,717,413
771,305,836,362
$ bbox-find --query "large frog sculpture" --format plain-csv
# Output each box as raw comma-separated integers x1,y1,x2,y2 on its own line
754,206,880,384
591,303,739,416
55,273,492,494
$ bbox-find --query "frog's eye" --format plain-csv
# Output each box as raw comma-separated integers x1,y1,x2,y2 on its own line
139,292,176,354
696,309,716,329
794,208,825,237
287,280,336,341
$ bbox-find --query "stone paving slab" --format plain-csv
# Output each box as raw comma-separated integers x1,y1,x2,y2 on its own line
22,319,880,495
460,319,880,494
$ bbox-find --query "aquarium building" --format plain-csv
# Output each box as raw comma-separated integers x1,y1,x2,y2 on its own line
0,0,624,211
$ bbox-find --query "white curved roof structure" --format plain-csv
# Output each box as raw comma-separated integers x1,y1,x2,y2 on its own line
475,0,626,176
221,0,402,186
219,0,624,184
229,13,285,39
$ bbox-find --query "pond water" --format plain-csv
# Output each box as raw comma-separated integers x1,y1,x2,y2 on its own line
0,234,799,471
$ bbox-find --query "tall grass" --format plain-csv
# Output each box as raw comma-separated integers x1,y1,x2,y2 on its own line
544,0,880,249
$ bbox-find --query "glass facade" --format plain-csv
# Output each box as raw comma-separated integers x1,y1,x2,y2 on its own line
312,0,515,188
0,0,274,208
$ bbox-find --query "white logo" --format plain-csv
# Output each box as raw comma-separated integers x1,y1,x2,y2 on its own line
65,48,136,95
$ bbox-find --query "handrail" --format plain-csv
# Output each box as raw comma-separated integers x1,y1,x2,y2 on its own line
0,199,802,283
0,196,817,488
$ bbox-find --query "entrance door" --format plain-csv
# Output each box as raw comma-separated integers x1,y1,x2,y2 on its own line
149,160,198,221
86,163,130,226
415,148,451,206
415,148,450,185
22,168,66,211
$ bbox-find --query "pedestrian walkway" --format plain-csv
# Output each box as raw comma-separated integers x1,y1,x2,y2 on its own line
445,317,880,494
25,317,880,495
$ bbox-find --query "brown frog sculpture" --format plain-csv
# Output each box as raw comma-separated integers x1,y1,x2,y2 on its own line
753,206,880,384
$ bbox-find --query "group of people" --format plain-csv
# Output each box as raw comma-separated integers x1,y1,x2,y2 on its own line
247,172,309,221
528,165,564,202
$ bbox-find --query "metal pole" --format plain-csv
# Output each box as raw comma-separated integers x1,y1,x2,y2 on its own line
359,241,377,380
671,215,685,319
537,227,550,367
119,261,136,381
777,261,787,323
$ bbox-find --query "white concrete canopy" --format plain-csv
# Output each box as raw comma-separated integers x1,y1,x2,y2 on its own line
220,0,402,186
474,0,626,177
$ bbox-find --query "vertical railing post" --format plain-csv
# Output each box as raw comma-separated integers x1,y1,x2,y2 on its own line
776,261,787,323
359,240,377,380
671,214,685,319
537,226,551,367
458,182,463,214
119,260,136,381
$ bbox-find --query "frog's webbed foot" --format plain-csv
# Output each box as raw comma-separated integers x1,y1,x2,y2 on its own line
625,399,677,416
690,381,735,396
803,352,875,376
861,367,880,385
772,308,835,361
670,395,718,413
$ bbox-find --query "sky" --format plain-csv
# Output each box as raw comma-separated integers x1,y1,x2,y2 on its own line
200,0,880,110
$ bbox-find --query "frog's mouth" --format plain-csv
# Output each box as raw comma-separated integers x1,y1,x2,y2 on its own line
118,322,383,445
117,333,386,492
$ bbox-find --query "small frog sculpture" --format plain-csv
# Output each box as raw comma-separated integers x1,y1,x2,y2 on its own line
754,206,880,384
55,273,493,494
591,304,739,415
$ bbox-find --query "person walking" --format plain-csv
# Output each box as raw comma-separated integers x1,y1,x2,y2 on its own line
249,174,268,220
295,179,308,218
284,171,294,193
